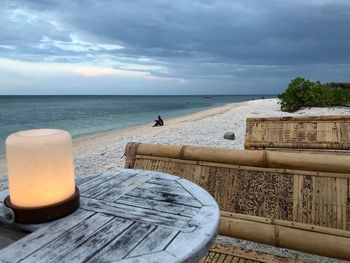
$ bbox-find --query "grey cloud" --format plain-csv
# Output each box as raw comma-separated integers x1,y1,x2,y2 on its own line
0,0,350,94
49,0,350,64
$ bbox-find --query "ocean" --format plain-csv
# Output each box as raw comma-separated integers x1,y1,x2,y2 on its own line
0,95,272,153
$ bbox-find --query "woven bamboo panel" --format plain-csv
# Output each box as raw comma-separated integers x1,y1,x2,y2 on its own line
132,156,350,230
199,244,307,263
292,175,349,230
245,115,350,150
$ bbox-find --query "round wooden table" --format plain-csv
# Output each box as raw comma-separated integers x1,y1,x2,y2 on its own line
0,169,220,263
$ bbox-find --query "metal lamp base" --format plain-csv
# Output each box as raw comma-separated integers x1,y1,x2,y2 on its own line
4,187,80,224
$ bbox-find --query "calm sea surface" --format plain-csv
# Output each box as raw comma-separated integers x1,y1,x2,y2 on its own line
0,95,273,153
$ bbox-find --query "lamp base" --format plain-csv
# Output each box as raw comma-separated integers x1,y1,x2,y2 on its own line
4,187,80,224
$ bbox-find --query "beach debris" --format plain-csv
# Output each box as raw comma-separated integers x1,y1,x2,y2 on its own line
223,132,235,140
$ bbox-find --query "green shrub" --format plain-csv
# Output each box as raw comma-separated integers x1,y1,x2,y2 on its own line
278,77,306,112
278,77,349,112
332,89,350,106
303,80,333,107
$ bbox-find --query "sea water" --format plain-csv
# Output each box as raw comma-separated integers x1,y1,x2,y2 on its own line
0,95,273,153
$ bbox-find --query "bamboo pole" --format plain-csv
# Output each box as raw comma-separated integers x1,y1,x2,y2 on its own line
126,142,350,174
219,212,350,260
219,215,276,246
278,225,350,259
136,143,183,159
182,146,265,167
266,151,350,174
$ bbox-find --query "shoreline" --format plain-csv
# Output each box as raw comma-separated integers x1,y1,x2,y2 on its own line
1,98,349,177
71,100,247,156
0,100,247,176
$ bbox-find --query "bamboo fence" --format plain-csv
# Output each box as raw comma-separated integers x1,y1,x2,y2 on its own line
245,115,350,150
124,142,350,260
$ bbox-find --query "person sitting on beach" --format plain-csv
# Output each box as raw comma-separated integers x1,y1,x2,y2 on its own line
153,116,164,127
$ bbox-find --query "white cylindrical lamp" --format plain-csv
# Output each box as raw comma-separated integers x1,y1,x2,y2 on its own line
4,129,80,224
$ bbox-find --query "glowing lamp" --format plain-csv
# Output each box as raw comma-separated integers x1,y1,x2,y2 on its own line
4,129,79,224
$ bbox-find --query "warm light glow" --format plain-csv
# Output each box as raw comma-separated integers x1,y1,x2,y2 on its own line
6,129,76,208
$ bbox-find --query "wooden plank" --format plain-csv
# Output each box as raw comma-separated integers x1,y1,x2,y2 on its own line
147,177,182,188
126,188,202,208
21,213,113,263
177,178,219,207
80,197,192,228
217,253,228,263
199,253,209,263
166,205,220,262
95,173,152,202
81,171,139,198
119,251,178,263
0,210,93,262
136,169,180,181
320,177,327,227
49,218,133,263
336,178,342,229
137,182,192,197
78,172,117,193
223,255,234,263
212,252,221,262
116,195,200,217
341,178,348,230
127,226,178,258
202,251,217,262
87,222,155,262
0,226,28,250
76,173,103,186
331,177,336,229
327,177,333,228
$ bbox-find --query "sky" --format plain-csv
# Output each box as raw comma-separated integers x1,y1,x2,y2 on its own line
0,0,349,95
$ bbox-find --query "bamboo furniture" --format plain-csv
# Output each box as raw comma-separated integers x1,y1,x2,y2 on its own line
124,142,350,261
199,244,306,263
0,170,220,262
245,115,350,150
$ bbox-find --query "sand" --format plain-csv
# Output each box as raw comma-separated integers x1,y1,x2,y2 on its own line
73,97,350,176
1,98,350,176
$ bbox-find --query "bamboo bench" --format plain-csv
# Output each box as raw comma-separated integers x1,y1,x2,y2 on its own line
124,142,350,262
245,115,350,151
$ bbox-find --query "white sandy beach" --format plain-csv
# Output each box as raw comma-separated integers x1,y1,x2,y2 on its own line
1,98,350,177
73,98,350,176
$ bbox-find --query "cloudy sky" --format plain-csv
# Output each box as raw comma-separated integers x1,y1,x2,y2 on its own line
0,0,349,95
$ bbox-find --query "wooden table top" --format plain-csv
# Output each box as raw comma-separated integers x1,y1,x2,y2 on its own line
0,169,220,263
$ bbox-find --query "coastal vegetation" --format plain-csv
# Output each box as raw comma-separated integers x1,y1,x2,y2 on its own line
279,77,350,112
